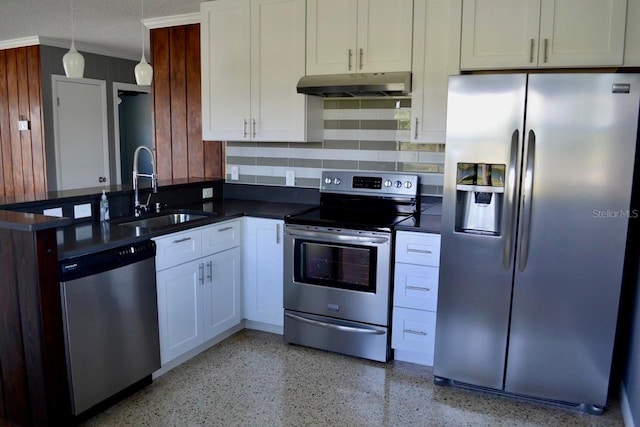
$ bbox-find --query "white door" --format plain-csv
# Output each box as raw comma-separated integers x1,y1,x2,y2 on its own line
460,0,541,70
53,76,109,190
538,0,627,67
356,0,413,72
251,0,307,141
201,0,251,141
306,0,357,75
203,248,241,341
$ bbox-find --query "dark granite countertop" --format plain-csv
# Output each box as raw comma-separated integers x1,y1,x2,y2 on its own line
0,209,71,232
395,202,442,234
57,199,317,260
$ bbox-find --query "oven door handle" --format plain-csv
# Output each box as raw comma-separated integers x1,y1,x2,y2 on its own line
285,312,385,335
285,229,389,244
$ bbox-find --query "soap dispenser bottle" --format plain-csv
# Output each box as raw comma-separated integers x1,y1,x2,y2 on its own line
100,190,110,221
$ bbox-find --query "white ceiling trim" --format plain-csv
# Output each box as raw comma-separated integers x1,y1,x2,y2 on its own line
143,13,200,29
0,36,41,50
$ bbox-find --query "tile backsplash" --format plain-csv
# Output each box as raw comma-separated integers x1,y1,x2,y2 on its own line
225,98,444,196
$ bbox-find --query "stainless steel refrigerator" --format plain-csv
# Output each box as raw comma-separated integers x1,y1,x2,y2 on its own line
434,73,640,414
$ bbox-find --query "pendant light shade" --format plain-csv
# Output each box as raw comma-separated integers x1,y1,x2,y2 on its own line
134,55,153,86
135,0,152,86
64,0,84,79
63,41,85,78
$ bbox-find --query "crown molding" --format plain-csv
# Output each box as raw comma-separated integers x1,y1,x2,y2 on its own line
0,35,140,61
143,13,200,29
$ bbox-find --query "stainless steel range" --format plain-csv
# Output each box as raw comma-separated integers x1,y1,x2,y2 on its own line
284,170,419,362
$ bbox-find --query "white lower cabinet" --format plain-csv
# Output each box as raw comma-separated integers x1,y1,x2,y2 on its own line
392,231,441,366
241,217,284,331
154,220,241,366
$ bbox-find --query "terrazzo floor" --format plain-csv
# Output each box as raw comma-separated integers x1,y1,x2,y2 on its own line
83,329,624,426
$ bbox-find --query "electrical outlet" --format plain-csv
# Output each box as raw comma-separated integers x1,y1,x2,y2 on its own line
43,207,63,217
18,120,29,131
73,203,92,219
202,187,213,199
286,170,295,186
231,166,239,181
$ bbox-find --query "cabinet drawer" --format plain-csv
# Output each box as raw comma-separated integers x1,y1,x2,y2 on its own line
154,229,202,271
391,307,436,356
201,220,240,256
393,263,438,311
395,231,440,266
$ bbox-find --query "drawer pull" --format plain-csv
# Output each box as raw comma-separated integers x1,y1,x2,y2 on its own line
404,329,427,336
407,248,432,255
218,226,233,232
406,286,430,292
172,237,192,244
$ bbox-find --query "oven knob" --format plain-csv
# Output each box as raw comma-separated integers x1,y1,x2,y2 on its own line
333,178,341,185
324,177,332,184
384,180,392,187
404,181,412,189
395,180,402,188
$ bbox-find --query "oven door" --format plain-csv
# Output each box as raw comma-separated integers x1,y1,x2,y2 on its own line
284,224,391,326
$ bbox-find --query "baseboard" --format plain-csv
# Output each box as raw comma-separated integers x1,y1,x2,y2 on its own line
152,323,244,379
621,381,636,427
394,349,433,366
244,320,283,335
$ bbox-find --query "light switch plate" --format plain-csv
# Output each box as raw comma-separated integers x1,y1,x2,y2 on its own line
18,120,29,131
286,170,295,186
73,203,92,219
231,166,239,181
202,187,213,199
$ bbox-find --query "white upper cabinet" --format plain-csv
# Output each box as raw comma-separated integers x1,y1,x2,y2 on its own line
623,0,640,66
201,0,322,142
410,0,461,143
461,0,627,70
306,0,414,75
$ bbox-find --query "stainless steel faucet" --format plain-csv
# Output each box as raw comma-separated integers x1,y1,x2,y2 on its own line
132,146,158,216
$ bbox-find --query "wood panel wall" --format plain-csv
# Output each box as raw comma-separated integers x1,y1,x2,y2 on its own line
151,24,224,180
0,46,46,199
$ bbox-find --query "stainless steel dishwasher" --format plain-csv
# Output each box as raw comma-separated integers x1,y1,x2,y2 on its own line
59,240,160,415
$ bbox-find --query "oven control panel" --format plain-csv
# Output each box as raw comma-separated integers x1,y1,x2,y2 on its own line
321,171,419,197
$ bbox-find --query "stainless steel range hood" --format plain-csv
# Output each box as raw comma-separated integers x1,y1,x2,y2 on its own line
296,72,411,97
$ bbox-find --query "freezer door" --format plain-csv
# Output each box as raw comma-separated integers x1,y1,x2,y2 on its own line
434,74,526,389
506,74,640,407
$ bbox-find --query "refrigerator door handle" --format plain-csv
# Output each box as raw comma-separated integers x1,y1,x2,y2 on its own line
518,130,536,272
503,129,520,269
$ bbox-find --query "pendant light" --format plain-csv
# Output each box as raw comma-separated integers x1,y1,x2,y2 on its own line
134,0,153,86
62,0,85,78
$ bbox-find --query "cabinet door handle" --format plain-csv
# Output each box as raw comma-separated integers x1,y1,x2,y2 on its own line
218,226,233,232
172,237,192,244
348,49,353,70
276,223,280,244
529,38,535,63
544,38,549,63
406,286,430,292
199,263,205,285
407,248,432,255
404,329,427,336
251,119,256,137
359,48,363,70
414,118,419,139
207,260,213,281
243,119,248,137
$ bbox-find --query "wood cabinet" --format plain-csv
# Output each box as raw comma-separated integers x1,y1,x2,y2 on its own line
391,231,441,366
410,0,461,143
242,217,284,332
154,220,241,365
306,0,413,75
461,0,627,70
200,0,322,142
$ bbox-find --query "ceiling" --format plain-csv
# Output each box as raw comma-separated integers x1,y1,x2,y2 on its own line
0,0,202,60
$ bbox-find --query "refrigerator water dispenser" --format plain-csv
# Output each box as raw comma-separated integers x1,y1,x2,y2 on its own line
455,163,505,236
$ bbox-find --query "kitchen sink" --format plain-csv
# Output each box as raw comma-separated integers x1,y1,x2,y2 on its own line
115,210,217,231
